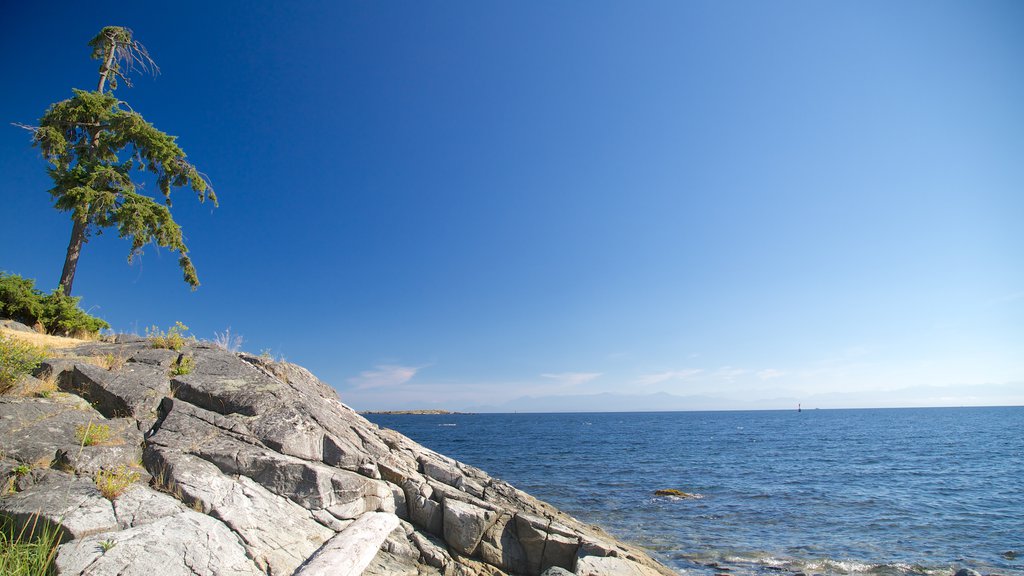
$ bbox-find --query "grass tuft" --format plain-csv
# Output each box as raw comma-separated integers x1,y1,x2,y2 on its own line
74,422,114,446
146,321,191,351
0,513,62,576
94,465,141,500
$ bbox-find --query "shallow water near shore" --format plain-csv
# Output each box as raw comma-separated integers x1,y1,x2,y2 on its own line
366,407,1024,576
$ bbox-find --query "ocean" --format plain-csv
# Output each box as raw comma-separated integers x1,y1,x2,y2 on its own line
365,407,1024,576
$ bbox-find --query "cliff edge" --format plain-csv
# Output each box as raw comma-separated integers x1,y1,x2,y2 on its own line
0,332,674,576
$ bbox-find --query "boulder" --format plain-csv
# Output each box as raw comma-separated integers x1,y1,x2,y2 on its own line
0,469,117,542
293,511,401,576
575,556,669,576
55,510,262,576
444,498,499,556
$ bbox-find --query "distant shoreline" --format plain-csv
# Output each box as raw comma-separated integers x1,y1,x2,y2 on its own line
360,409,472,415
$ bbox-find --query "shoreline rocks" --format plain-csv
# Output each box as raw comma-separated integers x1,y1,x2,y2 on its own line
0,335,674,576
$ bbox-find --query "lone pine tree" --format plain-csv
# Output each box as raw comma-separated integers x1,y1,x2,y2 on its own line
27,26,215,296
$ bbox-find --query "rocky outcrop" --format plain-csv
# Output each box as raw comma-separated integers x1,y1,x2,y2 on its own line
0,338,673,576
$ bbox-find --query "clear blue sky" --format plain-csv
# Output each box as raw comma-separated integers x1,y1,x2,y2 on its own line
2,1,1022,411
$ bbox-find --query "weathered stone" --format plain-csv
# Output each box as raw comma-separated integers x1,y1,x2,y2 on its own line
410,492,445,535
516,513,552,574
54,442,142,476
293,511,400,576
2,341,674,576
954,569,982,576
143,448,333,575
0,469,117,542
542,568,577,576
543,531,580,572
55,510,262,576
1,318,36,332
128,347,181,368
362,549,427,576
479,513,530,574
0,396,107,465
149,399,390,516
65,363,168,420
111,483,188,528
444,498,499,556
575,556,669,576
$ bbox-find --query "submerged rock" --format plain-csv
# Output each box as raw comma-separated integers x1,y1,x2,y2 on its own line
0,338,674,576
653,488,702,499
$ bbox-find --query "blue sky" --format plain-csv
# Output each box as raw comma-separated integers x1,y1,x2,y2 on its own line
2,1,1022,411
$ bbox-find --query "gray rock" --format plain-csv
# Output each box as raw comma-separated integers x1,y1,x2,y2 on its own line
1,318,36,332
148,399,390,516
575,556,668,576
0,469,117,542
444,498,498,556
66,363,168,420
293,511,401,576
954,570,982,576
111,483,189,528
127,347,181,368
143,448,333,575
542,568,577,576
0,396,107,466
2,341,676,576
54,510,262,576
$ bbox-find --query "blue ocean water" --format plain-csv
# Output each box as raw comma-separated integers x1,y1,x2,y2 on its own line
365,407,1024,576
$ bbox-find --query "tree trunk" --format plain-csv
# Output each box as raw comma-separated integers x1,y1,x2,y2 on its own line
58,216,88,297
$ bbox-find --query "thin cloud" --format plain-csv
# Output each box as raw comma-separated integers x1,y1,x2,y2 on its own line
348,364,420,390
712,367,748,381
541,372,602,387
758,369,785,380
633,369,702,386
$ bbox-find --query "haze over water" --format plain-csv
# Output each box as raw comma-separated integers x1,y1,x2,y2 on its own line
367,407,1024,576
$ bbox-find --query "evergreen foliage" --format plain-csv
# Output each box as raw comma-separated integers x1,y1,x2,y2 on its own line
0,272,109,336
26,26,214,295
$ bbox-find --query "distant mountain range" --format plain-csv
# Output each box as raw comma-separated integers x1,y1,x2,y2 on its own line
462,382,1023,413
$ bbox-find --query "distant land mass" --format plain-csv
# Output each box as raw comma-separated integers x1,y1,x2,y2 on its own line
360,409,470,415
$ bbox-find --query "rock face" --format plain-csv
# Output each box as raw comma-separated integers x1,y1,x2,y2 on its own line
0,338,674,576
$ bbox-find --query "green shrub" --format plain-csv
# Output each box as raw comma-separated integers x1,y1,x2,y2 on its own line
37,291,109,336
0,335,48,393
0,273,42,326
0,272,109,336
147,321,191,351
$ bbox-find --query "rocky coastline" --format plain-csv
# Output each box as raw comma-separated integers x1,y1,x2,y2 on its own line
0,327,674,576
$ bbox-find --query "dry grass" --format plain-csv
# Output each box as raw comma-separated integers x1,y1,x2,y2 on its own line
79,352,127,371
74,423,116,446
0,327,88,350
94,465,141,500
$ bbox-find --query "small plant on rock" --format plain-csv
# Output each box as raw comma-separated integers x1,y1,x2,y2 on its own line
212,327,243,353
100,352,126,371
170,355,194,376
12,464,30,477
146,321,191,351
0,334,49,393
99,539,116,553
94,465,140,500
75,422,113,446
